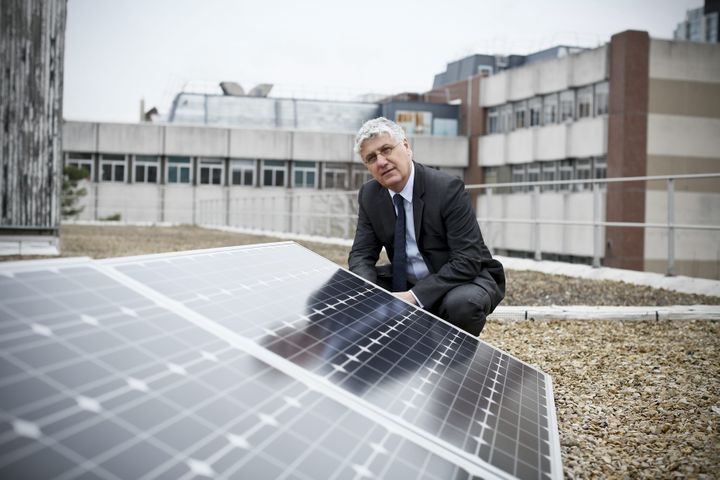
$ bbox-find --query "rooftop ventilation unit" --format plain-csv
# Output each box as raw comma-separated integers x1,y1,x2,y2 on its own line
247,83,274,97
220,81,245,96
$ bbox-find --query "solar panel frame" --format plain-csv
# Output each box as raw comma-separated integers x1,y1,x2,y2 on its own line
99,242,563,479
0,257,481,480
1,242,563,479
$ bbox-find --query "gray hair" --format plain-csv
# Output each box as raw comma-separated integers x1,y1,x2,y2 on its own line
353,117,406,156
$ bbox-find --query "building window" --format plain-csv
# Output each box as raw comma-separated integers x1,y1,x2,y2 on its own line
511,164,526,193
199,158,224,185
292,161,317,188
66,152,93,181
395,111,432,135
575,158,592,191
543,93,558,126
593,156,607,189
528,97,542,127
262,160,286,187
483,167,498,185
230,159,255,186
558,160,574,192
352,165,372,189
527,162,540,187
559,90,575,122
167,156,192,184
499,105,513,133
577,86,594,119
513,100,527,129
541,162,557,192
487,107,499,134
323,163,348,190
594,82,609,116
134,155,159,183
100,154,126,182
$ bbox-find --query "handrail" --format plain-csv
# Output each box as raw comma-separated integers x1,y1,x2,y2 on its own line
468,172,720,275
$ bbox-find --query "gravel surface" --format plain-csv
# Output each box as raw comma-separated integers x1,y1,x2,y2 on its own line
3,224,719,477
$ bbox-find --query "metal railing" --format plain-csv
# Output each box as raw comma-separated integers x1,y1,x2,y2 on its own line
466,173,720,275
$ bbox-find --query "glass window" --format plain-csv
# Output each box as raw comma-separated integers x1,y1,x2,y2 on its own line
527,162,540,187
99,154,126,182
134,155,159,184
262,160,286,187
66,152,93,181
483,167,498,184
499,105,513,133
323,163,348,190
486,107,499,134
594,82,609,116
199,158,224,186
230,159,255,186
559,90,575,122
542,93,558,126
167,156,192,184
528,97,542,127
541,162,557,192
575,158,592,191
352,164,372,189
577,86,593,119
558,160,574,192
395,111,432,135
292,161,317,188
593,156,607,189
511,164,526,193
513,101,527,130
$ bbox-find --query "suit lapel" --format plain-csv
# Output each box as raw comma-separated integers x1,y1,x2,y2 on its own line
376,187,395,244
412,162,425,244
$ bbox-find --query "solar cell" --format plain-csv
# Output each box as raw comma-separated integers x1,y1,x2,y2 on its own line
0,259,477,479
102,242,562,479
1,242,562,479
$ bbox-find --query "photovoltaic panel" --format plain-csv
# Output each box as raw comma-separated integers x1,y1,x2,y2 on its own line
0,258,479,479
1,242,562,479
101,242,563,479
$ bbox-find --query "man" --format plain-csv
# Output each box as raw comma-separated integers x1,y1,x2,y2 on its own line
348,117,505,335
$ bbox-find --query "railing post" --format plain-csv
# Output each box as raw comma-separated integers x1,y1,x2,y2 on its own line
532,185,541,261
667,178,675,276
592,182,601,268
486,187,493,253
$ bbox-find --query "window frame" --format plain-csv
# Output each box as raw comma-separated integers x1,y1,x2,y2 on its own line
166,156,193,185
99,153,127,183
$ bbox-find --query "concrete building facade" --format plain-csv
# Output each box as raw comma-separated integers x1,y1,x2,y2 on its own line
471,31,720,279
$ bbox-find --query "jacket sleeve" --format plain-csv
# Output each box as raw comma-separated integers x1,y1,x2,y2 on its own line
411,177,486,306
348,184,382,284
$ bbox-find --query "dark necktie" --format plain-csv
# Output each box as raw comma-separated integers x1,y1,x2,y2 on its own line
392,194,408,292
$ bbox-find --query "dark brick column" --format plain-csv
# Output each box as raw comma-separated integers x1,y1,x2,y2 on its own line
605,30,650,271
425,75,484,207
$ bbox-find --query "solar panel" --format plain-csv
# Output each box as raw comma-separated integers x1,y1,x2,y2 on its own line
1,242,563,479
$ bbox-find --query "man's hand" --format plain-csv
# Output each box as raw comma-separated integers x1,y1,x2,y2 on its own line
393,291,417,305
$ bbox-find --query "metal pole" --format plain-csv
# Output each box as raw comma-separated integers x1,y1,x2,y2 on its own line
532,186,541,261
667,178,675,276
592,182,601,268
486,187,494,253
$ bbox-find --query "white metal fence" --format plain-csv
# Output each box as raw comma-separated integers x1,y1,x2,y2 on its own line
191,173,719,276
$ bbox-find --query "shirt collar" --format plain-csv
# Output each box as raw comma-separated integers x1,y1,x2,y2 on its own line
388,161,415,204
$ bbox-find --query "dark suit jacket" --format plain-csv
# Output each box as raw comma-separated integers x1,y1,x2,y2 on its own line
348,162,505,311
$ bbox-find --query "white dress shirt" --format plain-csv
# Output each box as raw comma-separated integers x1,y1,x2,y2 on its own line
389,162,430,305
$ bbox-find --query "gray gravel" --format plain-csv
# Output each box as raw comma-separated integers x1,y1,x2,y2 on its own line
4,224,719,477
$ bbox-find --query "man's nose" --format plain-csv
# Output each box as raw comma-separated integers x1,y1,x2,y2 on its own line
375,154,390,166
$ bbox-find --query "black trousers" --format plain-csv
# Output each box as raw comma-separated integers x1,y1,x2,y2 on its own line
374,265,492,336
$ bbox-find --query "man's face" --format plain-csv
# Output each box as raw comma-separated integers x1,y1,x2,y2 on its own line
359,133,412,193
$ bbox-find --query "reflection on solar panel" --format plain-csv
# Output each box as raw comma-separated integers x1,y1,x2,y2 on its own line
1,242,562,479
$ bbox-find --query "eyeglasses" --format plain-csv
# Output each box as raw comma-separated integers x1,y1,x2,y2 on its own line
363,141,403,166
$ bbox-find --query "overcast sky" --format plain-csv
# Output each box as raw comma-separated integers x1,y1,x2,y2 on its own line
63,0,702,123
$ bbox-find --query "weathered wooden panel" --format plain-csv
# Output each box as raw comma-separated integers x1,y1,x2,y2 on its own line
0,0,67,231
